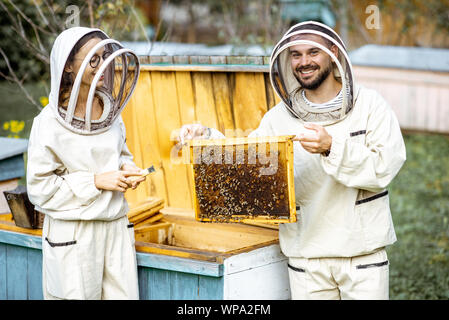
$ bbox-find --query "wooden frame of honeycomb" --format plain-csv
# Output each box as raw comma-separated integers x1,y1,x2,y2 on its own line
185,135,297,224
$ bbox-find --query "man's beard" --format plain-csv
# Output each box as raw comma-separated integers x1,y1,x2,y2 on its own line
294,61,333,90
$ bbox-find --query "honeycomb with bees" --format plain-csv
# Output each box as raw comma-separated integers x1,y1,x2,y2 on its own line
185,136,297,223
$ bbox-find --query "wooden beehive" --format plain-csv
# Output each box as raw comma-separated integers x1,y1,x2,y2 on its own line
185,135,296,224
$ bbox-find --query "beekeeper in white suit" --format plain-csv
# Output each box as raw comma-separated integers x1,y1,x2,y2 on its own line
178,21,406,299
27,27,144,300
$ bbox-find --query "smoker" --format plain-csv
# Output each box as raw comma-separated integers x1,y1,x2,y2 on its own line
4,185,43,229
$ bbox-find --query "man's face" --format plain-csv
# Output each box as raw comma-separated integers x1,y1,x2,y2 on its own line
289,34,337,90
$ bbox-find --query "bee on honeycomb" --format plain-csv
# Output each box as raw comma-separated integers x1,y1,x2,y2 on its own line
192,142,290,222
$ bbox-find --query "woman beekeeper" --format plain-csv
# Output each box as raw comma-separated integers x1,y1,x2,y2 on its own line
27,27,144,300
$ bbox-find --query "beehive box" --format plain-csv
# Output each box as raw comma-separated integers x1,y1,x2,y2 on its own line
185,135,296,223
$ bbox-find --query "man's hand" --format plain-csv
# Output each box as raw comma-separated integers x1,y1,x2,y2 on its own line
293,123,332,155
94,168,143,193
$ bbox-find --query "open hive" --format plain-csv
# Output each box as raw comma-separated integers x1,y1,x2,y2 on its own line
185,135,296,224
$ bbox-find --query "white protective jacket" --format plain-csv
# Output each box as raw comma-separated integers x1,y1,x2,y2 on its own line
27,27,139,221
211,22,406,258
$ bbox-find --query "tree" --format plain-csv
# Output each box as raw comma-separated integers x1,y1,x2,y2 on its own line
0,0,150,111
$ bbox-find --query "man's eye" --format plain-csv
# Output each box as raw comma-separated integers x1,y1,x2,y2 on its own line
310,50,318,55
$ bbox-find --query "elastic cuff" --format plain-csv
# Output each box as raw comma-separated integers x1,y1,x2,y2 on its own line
321,136,345,164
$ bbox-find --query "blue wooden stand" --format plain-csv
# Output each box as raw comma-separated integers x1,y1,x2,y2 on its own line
0,229,224,300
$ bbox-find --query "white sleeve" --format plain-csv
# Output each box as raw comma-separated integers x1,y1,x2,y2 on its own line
320,91,406,193
26,118,101,211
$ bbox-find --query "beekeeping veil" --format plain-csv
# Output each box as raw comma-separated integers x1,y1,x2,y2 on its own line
270,21,355,125
49,27,139,135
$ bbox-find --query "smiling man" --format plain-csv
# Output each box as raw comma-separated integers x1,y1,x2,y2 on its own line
178,21,406,300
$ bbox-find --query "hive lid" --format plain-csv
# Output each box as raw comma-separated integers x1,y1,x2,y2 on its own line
0,137,28,161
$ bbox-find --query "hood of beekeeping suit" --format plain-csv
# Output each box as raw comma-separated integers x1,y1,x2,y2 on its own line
48,26,140,135
269,21,355,125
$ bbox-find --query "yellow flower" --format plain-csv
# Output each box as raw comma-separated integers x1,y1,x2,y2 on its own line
3,122,9,130
9,120,25,134
40,96,49,107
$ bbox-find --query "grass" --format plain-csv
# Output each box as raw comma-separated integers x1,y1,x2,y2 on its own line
0,81,44,139
387,133,449,299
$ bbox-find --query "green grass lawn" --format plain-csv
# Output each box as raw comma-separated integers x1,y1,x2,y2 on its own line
387,133,449,299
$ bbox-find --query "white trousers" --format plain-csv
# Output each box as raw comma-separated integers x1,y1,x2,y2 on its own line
288,249,389,300
42,215,139,300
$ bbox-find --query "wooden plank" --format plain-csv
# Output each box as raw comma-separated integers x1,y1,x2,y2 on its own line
27,248,43,300
128,88,148,201
134,221,171,233
212,72,235,135
198,275,224,300
120,87,138,205
137,267,149,300
0,243,6,299
6,245,28,299
130,207,164,226
0,213,13,222
191,72,219,129
160,206,195,218
0,220,42,237
139,63,269,73
134,212,164,227
164,215,278,253
135,241,220,263
232,72,268,136
170,271,199,299
150,71,192,208
175,72,196,125
136,250,223,277
0,228,42,249
127,197,164,219
130,71,168,203
264,73,278,110
174,71,196,209
149,268,171,299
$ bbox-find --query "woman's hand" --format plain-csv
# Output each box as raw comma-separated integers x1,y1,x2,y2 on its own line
94,169,143,193
120,164,146,190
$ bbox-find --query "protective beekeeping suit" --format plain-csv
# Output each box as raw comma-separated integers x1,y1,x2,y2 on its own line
26,27,141,299
180,21,406,299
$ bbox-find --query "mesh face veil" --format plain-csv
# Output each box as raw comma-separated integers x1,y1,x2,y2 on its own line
269,21,355,125
51,28,140,135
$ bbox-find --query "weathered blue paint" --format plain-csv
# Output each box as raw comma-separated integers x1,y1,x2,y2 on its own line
136,251,222,277
27,248,43,300
0,137,28,182
138,267,224,300
0,229,225,300
0,243,6,299
6,244,28,299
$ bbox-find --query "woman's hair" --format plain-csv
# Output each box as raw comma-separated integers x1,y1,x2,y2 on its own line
58,31,108,107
